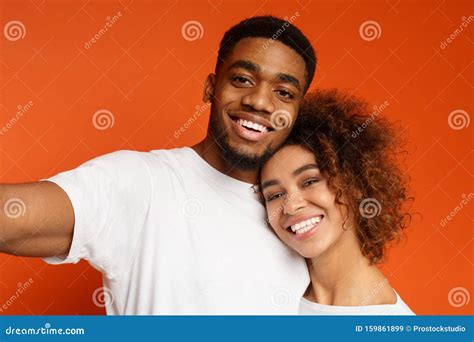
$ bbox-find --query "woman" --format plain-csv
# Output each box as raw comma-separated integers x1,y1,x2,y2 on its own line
259,89,414,315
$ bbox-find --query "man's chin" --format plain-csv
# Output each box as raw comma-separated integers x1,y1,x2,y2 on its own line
209,114,276,171
220,142,274,171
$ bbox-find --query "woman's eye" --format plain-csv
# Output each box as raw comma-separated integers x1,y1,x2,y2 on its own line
276,89,294,99
302,179,319,187
266,193,283,202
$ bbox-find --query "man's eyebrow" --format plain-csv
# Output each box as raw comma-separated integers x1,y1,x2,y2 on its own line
261,164,319,191
277,73,301,91
228,60,260,72
228,60,302,91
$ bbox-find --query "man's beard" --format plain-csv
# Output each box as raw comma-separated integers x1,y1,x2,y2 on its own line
208,108,277,172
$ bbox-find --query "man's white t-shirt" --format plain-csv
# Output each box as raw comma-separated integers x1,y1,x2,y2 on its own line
43,147,309,315
299,291,415,315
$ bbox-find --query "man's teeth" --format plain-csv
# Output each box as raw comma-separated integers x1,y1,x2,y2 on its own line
290,216,322,234
237,119,268,133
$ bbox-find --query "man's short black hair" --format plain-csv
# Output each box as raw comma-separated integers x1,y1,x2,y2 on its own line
216,15,316,93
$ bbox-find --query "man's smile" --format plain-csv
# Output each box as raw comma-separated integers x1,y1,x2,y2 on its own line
228,111,275,142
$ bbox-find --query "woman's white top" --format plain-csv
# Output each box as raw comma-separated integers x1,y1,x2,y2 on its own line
299,291,415,315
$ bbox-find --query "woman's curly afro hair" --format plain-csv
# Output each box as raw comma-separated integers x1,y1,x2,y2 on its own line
277,89,413,263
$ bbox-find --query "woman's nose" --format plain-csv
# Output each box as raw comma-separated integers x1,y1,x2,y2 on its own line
283,191,306,215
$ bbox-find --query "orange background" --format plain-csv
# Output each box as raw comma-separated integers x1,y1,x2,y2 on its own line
0,0,472,315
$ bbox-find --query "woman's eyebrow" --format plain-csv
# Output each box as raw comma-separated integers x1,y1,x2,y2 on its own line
261,179,279,191
292,163,319,176
261,164,319,190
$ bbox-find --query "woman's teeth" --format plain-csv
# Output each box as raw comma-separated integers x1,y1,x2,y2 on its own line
290,216,323,234
295,225,314,235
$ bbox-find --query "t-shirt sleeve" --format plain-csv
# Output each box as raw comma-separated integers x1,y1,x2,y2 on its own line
41,150,153,279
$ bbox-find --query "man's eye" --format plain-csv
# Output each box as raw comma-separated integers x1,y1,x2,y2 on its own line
276,89,294,99
233,76,252,85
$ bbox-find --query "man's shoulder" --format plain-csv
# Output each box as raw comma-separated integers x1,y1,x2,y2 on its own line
83,147,196,187
147,146,192,159
93,147,190,166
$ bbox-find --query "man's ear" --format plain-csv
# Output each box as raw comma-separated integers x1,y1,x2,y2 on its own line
203,73,216,103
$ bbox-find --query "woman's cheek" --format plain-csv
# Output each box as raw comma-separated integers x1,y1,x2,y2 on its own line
311,187,336,206
266,204,279,231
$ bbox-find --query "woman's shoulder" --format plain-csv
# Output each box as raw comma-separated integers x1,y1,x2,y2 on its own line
366,281,415,315
390,291,416,315
375,288,415,315
373,283,398,305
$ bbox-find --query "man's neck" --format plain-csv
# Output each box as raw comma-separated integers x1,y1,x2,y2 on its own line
192,138,258,184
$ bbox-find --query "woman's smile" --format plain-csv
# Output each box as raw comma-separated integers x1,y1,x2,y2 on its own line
284,214,324,239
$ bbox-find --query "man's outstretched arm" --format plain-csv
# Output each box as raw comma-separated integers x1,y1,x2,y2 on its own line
0,181,74,257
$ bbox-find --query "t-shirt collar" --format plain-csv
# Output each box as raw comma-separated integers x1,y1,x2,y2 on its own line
183,147,260,199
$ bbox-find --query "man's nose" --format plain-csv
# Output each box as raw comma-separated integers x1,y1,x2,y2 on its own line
241,84,275,114
283,191,306,215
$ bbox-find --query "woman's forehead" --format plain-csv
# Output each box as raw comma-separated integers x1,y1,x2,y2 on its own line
262,145,316,177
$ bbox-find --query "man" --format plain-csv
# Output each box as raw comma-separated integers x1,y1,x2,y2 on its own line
0,16,316,314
